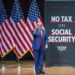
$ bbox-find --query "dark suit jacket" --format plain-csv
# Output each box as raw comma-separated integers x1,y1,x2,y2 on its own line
32,28,48,51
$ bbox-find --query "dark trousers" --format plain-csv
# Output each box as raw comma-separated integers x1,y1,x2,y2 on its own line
34,46,44,72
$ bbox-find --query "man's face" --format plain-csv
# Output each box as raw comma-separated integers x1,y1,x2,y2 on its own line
37,24,42,30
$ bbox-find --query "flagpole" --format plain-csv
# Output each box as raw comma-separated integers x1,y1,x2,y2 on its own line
17,58,21,69
2,57,5,71
17,58,21,75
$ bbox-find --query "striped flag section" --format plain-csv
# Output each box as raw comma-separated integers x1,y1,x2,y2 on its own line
8,0,32,59
26,0,45,56
0,0,14,57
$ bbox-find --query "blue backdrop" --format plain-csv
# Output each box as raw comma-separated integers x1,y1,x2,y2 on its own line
45,1,75,67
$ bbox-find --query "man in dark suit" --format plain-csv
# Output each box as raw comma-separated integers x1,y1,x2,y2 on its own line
32,23,48,74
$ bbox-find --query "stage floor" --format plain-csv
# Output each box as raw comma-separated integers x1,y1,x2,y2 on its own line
0,61,75,75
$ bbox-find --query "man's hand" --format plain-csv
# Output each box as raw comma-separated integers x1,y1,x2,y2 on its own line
45,44,48,49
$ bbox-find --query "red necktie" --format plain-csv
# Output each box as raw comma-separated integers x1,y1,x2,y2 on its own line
40,31,42,46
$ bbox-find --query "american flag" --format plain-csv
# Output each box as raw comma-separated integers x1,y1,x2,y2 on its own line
0,24,1,55
0,1,1,55
8,0,32,59
26,0,44,55
0,0,14,57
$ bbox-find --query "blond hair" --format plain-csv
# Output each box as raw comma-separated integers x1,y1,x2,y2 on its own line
37,23,42,26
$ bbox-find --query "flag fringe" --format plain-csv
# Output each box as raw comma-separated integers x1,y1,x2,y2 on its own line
29,50,34,58
0,47,34,59
13,49,30,59
1,46,15,58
